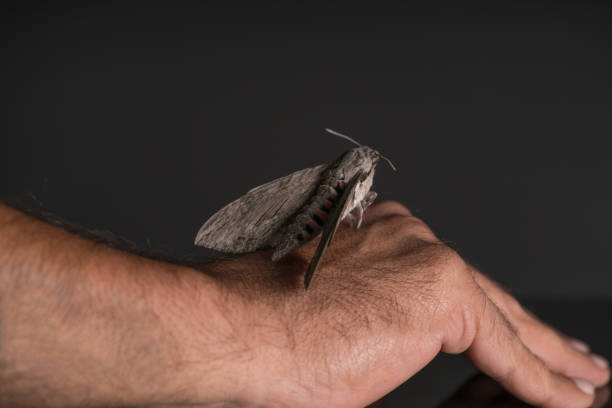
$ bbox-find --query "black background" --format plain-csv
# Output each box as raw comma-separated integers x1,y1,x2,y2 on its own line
2,2,611,297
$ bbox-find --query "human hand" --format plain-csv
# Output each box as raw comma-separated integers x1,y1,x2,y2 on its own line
1,202,608,408
207,201,610,407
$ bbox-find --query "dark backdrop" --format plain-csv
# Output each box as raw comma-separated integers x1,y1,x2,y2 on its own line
2,1,611,299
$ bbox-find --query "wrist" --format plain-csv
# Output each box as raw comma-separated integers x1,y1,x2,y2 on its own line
194,254,314,406
146,262,257,406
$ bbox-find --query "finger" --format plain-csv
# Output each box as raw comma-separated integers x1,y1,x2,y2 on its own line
464,295,595,408
473,271,610,387
512,310,610,387
568,338,590,353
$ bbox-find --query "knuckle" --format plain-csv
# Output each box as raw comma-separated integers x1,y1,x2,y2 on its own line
529,367,556,405
366,202,441,243
372,200,412,216
402,219,438,242
427,245,466,272
384,214,439,243
404,243,466,280
409,243,470,292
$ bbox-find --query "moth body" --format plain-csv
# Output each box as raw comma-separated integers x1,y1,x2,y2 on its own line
194,130,394,289
270,146,380,260
270,178,344,260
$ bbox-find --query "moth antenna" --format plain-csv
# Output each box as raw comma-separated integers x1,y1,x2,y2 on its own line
325,128,362,147
381,155,397,171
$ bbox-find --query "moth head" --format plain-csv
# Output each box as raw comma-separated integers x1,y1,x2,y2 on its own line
326,128,397,171
370,150,397,171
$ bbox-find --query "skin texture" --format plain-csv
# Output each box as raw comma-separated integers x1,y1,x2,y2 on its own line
0,202,609,407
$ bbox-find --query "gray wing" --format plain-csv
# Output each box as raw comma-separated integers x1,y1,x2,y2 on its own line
303,172,362,289
195,164,328,253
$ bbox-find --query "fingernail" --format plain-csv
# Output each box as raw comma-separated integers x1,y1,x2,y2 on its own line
591,353,609,369
569,338,590,353
573,378,595,395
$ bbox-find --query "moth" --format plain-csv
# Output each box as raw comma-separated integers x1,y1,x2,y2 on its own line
195,129,396,289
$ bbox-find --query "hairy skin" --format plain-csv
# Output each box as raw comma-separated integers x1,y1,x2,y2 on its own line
0,202,609,407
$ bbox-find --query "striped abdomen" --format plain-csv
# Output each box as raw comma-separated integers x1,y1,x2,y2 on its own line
271,180,345,261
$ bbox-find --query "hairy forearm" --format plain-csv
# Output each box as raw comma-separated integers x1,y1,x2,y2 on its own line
0,205,252,407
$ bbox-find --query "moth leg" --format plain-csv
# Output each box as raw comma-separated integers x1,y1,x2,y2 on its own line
344,212,359,229
350,191,377,229
362,191,377,210
348,202,368,229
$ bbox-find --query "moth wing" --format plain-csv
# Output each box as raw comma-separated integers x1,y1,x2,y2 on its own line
195,164,328,253
303,172,363,289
